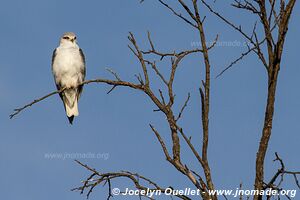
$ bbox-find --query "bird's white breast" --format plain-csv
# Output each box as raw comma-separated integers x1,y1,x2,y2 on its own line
52,46,84,88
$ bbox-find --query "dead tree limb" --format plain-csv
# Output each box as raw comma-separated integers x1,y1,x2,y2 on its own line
199,1,297,200
72,160,192,200
264,153,300,191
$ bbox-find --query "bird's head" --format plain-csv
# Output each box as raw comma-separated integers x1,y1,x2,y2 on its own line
60,32,77,46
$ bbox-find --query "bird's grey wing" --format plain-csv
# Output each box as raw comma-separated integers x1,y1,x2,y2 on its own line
52,49,60,89
77,48,86,98
52,49,64,101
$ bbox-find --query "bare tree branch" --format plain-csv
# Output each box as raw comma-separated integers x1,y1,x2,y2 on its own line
10,79,144,119
264,152,300,191
176,93,191,121
73,160,192,200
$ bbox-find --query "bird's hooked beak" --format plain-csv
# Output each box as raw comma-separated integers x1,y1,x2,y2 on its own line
70,38,75,43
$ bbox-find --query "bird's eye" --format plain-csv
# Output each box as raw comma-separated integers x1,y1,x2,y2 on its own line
74,37,77,40
63,36,69,40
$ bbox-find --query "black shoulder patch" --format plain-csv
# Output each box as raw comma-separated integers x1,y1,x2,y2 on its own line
52,49,57,65
79,48,85,64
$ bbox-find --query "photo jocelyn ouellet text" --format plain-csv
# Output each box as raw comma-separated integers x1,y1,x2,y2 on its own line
112,187,297,198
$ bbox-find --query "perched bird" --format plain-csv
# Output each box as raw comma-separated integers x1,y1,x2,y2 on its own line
52,32,86,124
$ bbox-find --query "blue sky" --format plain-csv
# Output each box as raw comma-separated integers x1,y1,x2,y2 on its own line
0,1,299,199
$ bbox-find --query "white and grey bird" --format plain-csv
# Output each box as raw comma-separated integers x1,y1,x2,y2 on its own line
52,32,86,124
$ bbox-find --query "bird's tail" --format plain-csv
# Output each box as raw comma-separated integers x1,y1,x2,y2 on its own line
65,98,79,116
63,89,79,124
